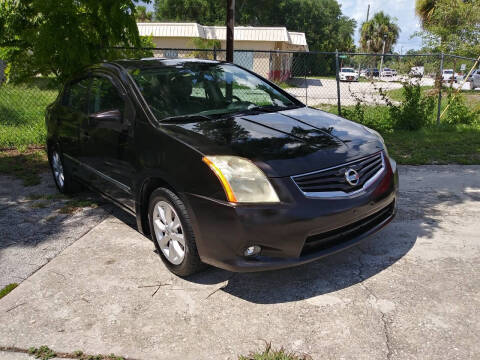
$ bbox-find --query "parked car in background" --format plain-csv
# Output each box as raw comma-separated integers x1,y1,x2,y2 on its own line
391,69,398,76
381,68,393,77
45,58,398,276
442,69,455,82
472,70,480,89
410,66,424,77
466,69,480,82
365,68,380,77
339,67,359,82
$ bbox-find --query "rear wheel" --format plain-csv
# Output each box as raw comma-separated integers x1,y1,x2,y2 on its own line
48,146,81,194
148,188,204,277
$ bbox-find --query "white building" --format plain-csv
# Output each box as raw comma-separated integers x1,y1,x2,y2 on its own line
137,22,308,80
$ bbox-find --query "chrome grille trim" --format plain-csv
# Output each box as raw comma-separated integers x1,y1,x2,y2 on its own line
291,152,386,199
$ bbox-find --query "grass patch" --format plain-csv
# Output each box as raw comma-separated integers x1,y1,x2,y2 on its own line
28,346,56,360
0,148,49,186
25,346,124,360
0,81,58,148
386,86,480,112
27,193,66,201
31,201,49,209
315,104,480,165
274,81,299,89
58,198,99,214
0,283,18,299
384,124,480,164
239,344,310,360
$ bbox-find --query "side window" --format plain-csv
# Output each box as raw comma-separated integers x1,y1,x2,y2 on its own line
64,78,90,113
89,77,125,115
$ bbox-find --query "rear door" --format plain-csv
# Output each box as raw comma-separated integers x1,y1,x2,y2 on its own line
56,77,90,174
80,74,136,210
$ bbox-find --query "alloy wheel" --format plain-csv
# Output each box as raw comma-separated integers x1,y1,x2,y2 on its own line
152,200,186,265
51,151,65,189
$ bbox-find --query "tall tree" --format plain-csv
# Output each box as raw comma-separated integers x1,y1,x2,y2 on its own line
0,0,144,83
153,0,356,52
415,0,439,27
360,12,400,53
135,5,153,22
415,0,480,56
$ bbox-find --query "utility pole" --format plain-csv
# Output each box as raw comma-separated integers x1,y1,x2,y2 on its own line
226,0,235,63
366,4,370,22
379,34,387,77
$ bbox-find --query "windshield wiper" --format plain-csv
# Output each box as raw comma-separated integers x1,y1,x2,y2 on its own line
159,114,213,123
247,104,303,113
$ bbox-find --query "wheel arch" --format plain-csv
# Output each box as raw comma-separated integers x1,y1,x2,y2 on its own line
136,176,180,236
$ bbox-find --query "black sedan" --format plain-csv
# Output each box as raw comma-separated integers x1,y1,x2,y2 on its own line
46,58,398,276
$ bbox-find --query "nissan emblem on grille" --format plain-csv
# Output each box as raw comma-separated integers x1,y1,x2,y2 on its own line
345,168,360,186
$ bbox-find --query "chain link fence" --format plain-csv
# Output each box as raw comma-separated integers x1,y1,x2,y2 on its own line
1,47,479,147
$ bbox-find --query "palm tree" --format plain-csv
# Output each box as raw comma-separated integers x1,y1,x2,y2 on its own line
360,12,400,54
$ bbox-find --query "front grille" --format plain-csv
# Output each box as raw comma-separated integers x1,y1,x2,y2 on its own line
301,201,395,256
292,152,384,195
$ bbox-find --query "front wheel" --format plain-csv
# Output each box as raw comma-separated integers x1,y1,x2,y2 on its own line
48,146,81,194
148,188,204,277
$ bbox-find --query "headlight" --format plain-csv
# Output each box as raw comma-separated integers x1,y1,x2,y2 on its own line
202,156,280,203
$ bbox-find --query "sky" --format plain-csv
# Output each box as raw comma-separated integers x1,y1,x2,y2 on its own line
337,0,423,52
139,0,423,52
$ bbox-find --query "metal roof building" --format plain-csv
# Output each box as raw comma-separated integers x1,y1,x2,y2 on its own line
137,23,308,51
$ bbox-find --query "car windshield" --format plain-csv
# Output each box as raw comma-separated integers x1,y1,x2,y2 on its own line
444,70,454,74
129,62,300,121
342,68,355,73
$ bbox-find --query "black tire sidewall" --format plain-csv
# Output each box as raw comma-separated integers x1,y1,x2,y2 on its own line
148,188,203,277
48,145,80,194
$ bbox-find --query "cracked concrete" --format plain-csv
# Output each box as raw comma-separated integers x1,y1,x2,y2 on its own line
0,165,479,359
0,172,134,287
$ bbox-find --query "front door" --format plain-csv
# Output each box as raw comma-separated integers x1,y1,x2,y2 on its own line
57,77,90,175
81,75,136,211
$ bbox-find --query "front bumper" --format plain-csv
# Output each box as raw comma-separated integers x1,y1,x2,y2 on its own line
185,157,399,272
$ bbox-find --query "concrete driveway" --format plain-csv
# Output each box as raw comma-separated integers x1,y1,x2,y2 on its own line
0,165,479,359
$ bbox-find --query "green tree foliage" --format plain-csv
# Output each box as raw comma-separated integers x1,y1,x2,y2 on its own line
135,5,153,22
415,0,439,27
360,12,400,53
154,0,356,52
0,0,145,83
415,0,480,56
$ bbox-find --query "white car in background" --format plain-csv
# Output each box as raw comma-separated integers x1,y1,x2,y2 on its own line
381,68,394,77
339,68,359,82
471,70,480,89
442,69,455,82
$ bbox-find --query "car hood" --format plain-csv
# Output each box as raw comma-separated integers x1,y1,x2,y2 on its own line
162,106,384,177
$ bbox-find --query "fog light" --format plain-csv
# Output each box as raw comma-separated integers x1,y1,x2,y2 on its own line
244,245,261,257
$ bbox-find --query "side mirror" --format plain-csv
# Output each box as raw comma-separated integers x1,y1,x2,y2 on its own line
89,109,122,122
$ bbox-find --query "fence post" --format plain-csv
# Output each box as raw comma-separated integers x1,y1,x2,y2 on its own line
213,47,217,61
436,53,444,126
335,49,341,116
304,53,308,106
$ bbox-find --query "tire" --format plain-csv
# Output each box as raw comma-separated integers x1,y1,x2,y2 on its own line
148,187,204,277
48,145,81,194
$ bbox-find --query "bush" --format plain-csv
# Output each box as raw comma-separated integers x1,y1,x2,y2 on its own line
341,103,393,133
445,91,478,125
387,82,435,130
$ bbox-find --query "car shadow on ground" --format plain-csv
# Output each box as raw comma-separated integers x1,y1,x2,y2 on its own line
184,178,480,304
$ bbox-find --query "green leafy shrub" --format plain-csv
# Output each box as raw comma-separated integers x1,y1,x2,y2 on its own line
387,82,435,130
445,91,479,125
341,103,393,133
